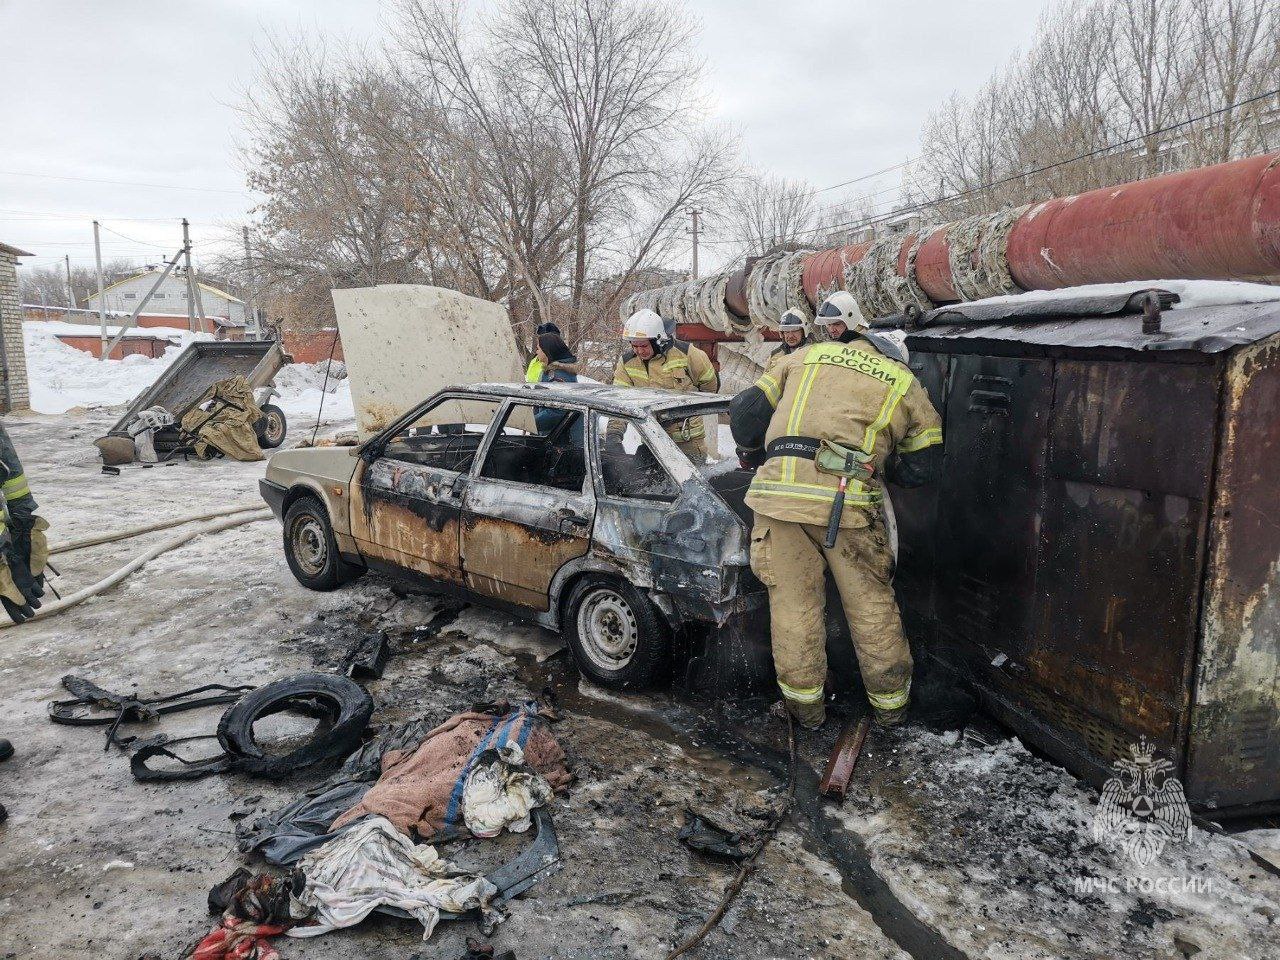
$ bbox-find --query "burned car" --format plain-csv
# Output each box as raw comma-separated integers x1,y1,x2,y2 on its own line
260,382,768,689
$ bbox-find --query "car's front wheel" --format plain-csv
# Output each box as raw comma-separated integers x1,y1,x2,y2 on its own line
282,496,364,591
565,576,669,689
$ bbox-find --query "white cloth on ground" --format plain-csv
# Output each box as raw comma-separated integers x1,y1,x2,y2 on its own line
287,815,497,940
462,743,554,839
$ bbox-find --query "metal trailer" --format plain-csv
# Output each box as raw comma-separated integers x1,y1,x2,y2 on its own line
885,291,1280,815
96,340,293,461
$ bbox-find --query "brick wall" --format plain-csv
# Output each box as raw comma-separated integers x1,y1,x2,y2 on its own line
0,251,30,412
284,328,344,364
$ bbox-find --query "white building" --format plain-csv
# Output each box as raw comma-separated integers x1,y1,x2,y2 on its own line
84,267,248,333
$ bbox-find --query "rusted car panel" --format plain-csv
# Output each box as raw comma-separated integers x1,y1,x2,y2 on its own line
1186,336,1280,809
350,457,466,583
460,481,594,611
893,298,1280,811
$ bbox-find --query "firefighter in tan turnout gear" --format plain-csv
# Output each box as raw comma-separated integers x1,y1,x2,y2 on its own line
613,309,719,461
763,308,810,379
730,291,943,728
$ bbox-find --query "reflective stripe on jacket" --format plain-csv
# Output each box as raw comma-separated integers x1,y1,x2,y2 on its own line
612,342,718,440
745,340,942,527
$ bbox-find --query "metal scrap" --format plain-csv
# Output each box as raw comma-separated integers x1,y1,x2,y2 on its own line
818,714,871,801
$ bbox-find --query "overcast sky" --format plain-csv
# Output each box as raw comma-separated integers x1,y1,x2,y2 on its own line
0,0,1050,278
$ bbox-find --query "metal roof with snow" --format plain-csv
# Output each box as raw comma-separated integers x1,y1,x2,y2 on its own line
901,289,1280,357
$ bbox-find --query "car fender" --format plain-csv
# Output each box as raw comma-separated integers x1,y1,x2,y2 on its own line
538,553,659,632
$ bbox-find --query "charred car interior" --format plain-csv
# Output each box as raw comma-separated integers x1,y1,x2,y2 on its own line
260,383,769,692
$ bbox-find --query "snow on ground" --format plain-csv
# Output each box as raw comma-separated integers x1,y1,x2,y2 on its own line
22,320,354,424
973,279,1280,311
23,321,207,414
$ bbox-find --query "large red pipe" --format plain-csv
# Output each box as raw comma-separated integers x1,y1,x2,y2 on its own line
795,152,1280,309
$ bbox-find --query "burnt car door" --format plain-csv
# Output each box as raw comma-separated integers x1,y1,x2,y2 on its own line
460,400,594,610
349,394,504,584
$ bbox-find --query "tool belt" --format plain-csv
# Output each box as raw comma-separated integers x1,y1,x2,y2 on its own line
667,417,705,442
766,435,876,482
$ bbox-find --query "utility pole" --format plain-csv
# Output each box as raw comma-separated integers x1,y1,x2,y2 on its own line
63,254,75,310
686,207,702,280
181,218,202,334
93,221,108,359
242,225,257,340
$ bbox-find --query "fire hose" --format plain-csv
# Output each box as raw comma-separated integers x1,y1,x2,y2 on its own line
1,504,271,627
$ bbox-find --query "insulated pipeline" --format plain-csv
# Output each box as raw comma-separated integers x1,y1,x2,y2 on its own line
5,508,271,627
629,151,1280,331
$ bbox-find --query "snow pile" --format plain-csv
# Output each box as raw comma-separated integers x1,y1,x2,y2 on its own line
22,321,355,426
272,360,354,424
975,279,1280,311
22,321,202,414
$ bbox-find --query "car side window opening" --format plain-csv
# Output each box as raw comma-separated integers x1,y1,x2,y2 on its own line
480,403,587,493
596,416,679,501
380,397,505,472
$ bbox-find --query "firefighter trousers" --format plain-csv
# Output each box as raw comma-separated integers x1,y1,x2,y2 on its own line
749,514,912,723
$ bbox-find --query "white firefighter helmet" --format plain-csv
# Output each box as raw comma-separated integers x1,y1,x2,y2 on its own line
814,290,868,330
778,308,808,332
622,309,666,342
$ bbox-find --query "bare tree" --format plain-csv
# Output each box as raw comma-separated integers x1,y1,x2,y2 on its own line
18,259,139,310
907,0,1280,228
720,173,819,257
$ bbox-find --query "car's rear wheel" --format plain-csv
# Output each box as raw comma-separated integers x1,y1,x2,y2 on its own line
256,403,288,449
565,576,668,689
283,496,363,591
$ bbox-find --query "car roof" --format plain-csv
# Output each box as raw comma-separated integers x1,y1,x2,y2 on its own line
452,381,729,417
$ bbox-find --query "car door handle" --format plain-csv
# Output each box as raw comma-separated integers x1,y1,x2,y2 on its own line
557,510,589,530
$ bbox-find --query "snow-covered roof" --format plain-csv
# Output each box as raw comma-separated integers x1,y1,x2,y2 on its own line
88,271,244,304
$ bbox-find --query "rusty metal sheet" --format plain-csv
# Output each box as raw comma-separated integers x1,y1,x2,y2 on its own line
819,715,871,801
933,355,1052,663
1187,334,1280,809
460,479,593,612
349,458,464,582
1049,360,1218,498
1029,480,1204,752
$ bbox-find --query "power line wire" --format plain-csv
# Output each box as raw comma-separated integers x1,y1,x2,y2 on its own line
789,86,1280,243
0,169,249,196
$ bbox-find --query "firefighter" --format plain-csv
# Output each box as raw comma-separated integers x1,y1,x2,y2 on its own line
0,423,48,825
764,308,811,378
0,425,47,627
730,290,943,729
613,309,719,461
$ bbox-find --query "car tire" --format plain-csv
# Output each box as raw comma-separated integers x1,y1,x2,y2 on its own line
565,575,669,689
282,496,363,591
256,403,288,449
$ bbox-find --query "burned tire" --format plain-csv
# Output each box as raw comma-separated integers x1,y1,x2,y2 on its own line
255,403,288,449
565,576,669,689
216,673,373,778
282,496,363,591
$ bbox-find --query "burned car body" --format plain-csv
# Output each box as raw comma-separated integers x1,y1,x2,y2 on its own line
260,382,769,690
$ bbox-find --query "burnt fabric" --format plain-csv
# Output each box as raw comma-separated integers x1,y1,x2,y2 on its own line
191,918,286,960
332,705,571,840
238,718,438,865
180,376,264,462
287,815,498,941
193,871,298,960
750,514,912,727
